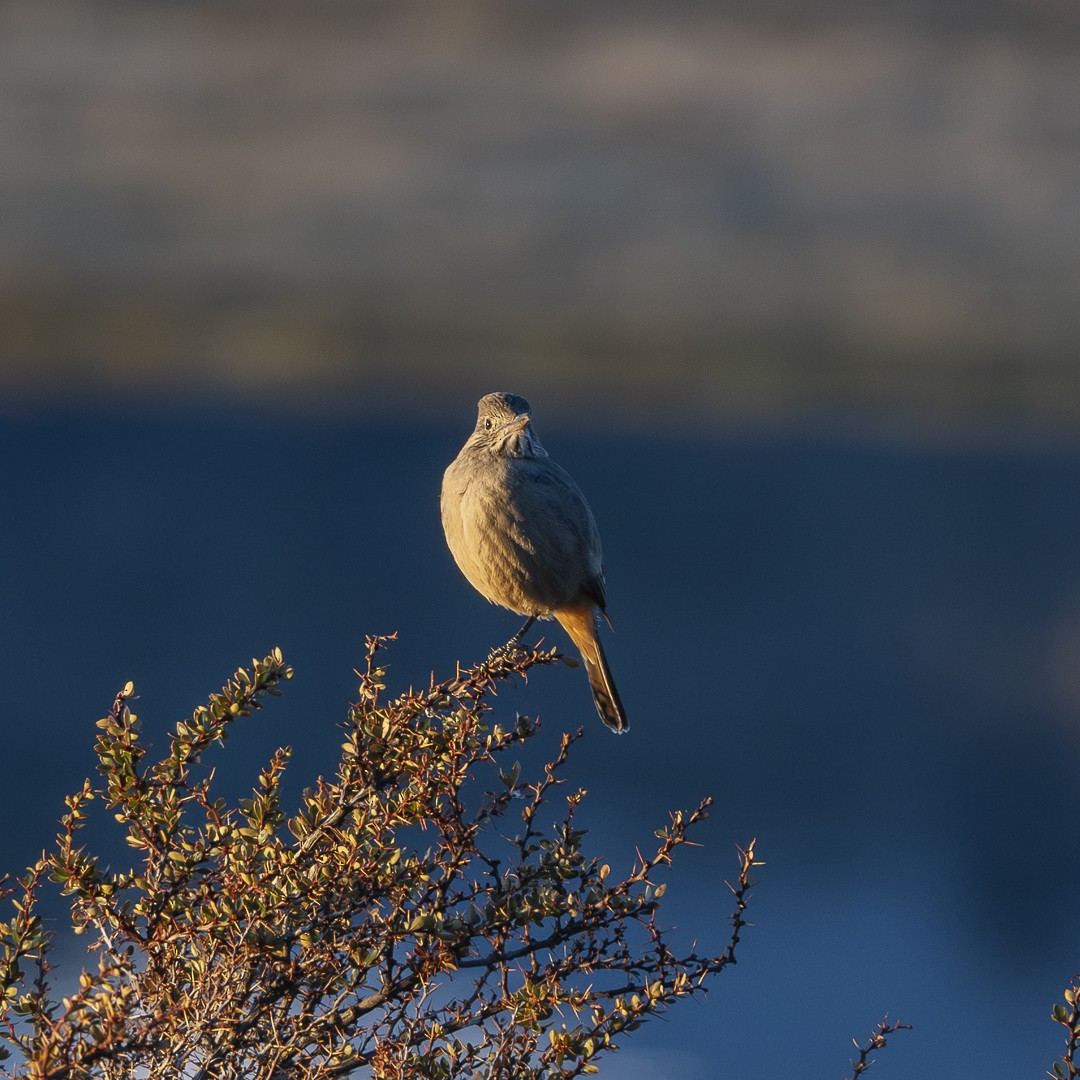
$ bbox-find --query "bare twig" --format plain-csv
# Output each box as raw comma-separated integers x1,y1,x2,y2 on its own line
846,1014,912,1079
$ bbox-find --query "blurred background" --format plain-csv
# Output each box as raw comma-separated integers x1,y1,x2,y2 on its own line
2,1,1079,1076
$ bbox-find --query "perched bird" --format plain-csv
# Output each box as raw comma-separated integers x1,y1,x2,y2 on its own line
441,392,627,733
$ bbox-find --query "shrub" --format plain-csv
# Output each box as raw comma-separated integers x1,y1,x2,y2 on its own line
0,637,758,1079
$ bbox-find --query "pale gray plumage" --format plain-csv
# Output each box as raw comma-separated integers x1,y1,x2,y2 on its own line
441,392,628,733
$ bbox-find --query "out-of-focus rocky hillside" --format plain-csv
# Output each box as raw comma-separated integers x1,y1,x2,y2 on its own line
2,0,1078,431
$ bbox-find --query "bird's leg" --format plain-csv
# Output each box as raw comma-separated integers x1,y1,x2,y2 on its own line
508,614,537,647
492,615,537,660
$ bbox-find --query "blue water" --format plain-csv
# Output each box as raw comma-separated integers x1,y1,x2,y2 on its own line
1,408,1076,1077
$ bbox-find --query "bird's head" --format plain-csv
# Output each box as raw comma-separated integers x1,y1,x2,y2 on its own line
469,392,547,459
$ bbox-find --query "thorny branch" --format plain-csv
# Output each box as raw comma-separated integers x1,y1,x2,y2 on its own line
0,638,761,1080
845,1015,913,1079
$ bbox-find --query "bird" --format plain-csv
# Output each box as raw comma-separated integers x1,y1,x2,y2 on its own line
441,391,628,733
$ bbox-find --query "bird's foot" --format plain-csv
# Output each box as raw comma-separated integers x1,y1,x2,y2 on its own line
489,615,538,661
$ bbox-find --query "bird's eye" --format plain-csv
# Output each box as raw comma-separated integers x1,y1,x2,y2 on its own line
483,417,494,431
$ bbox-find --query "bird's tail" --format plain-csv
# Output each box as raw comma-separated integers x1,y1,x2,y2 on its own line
555,604,628,734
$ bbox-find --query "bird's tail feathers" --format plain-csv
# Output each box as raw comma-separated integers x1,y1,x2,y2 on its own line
555,605,628,734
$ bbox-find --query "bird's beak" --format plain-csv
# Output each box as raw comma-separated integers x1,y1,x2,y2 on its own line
506,414,531,433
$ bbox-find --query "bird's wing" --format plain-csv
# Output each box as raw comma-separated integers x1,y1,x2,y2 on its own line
502,457,606,607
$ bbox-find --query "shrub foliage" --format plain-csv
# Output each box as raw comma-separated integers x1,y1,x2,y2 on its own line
2,634,1072,1079
0,638,759,1079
